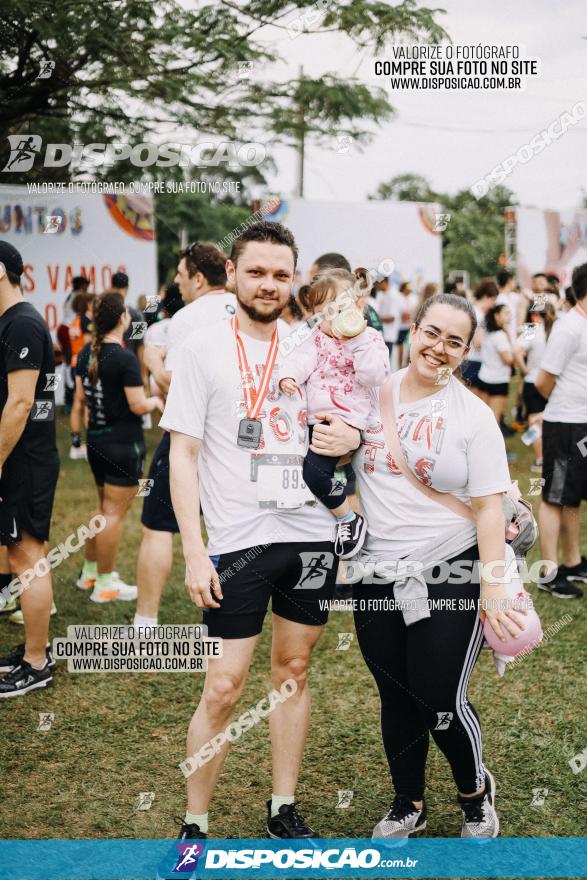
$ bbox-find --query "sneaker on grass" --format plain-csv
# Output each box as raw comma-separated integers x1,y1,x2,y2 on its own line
458,769,499,838
372,794,427,838
266,801,319,838
0,642,55,672
0,660,53,698
90,576,137,603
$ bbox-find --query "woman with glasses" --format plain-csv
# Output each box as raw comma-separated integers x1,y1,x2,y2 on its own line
352,294,527,839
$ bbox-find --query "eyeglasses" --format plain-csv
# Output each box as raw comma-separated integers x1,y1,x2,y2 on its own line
417,325,469,355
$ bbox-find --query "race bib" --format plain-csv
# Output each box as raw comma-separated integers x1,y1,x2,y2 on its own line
250,454,316,509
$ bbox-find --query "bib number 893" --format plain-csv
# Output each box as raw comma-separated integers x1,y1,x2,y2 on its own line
282,468,305,490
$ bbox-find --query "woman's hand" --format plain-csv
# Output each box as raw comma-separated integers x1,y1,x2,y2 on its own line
311,413,361,457
184,552,223,608
480,584,528,641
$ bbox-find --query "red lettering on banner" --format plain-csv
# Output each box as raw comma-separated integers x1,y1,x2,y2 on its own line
22,264,35,293
47,265,60,292
45,303,57,330
78,265,96,290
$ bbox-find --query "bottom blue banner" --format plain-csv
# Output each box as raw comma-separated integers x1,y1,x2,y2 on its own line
0,838,585,879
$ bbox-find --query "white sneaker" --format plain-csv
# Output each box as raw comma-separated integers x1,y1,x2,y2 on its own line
459,769,500,838
9,602,58,625
372,795,427,838
69,444,88,460
90,577,138,603
77,570,123,590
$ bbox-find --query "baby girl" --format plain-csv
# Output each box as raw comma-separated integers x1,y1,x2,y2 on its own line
279,268,390,558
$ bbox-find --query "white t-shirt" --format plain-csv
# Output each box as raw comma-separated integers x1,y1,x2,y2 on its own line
467,305,485,363
496,290,521,340
478,330,512,384
516,322,546,384
541,306,587,423
354,369,511,556
397,292,419,330
375,290,400,344
145,318,171,349
165,292,236,370
160,319,333,555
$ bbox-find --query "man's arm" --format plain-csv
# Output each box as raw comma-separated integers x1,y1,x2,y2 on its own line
168,431,221,608
534,369,557,399
0,369,38,469
144,344,171,395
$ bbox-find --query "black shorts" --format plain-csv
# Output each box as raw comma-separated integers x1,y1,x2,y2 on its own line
461,360,481,388
140,432,179,533
476,379,509,397
87,430,145,488
397,328,410,345
542,420,587,507
0,455,60,544
523,382,547,415
205,541,337,639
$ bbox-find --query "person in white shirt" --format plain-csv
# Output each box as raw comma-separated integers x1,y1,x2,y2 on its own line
352,293,525,840
374,277,400,361
160,222,359,841
535,262,587,600
513,303,556,471
396,281,419,367
496,270,524,341
462,279,498,391
476,304,514,424
129,244,235,632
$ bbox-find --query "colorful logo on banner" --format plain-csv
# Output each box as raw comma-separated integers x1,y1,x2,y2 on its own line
261,198,289,222
172,842,205,873
102,194,155,240
418,204,443,236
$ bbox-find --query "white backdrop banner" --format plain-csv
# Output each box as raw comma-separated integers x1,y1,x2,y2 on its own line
0,186,157,330
263,198,443,286
513,206,587,290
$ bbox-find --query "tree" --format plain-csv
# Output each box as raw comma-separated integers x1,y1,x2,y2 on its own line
0,0,447,181
369,172,434,202
370,173,517,284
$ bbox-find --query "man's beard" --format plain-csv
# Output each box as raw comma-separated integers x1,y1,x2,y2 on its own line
236,291,285,324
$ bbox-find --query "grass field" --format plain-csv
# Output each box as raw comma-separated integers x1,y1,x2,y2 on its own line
1,400,586,842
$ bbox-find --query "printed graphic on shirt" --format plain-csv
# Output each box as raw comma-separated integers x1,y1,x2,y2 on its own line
363,396,447,486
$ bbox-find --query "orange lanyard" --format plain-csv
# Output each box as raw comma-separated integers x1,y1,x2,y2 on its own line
232,317,279,419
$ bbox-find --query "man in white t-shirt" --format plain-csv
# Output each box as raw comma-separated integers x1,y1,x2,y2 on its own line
535,262,587,599
131,244,236,631
160,222,359,843
496,269,524,341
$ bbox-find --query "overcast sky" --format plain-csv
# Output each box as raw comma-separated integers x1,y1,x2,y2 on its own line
255,0,586,209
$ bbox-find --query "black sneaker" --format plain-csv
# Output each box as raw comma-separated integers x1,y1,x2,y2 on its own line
558,557,587,585
267,801,319,838
0,660,53,698
156,818,207,879
372,794,427,838
0,643,56,673
538,574,584,599
334,514,367,560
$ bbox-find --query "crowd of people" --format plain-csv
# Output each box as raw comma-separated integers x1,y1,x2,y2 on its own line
0,223,585,845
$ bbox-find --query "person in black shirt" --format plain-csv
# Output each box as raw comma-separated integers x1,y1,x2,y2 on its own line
72,292,162,603
0,241,60,698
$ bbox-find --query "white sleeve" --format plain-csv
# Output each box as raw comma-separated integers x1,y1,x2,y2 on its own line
160,344,208,439
494,330,510,353
466,401,511,497
540,319,577,377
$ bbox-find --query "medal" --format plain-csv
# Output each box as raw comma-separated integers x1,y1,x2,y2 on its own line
237,417,263,449
233,317,279,450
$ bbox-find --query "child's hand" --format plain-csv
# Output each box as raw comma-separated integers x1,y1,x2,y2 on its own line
279,377,300,396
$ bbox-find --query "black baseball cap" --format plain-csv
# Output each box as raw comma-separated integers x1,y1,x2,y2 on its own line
0,241,24,280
